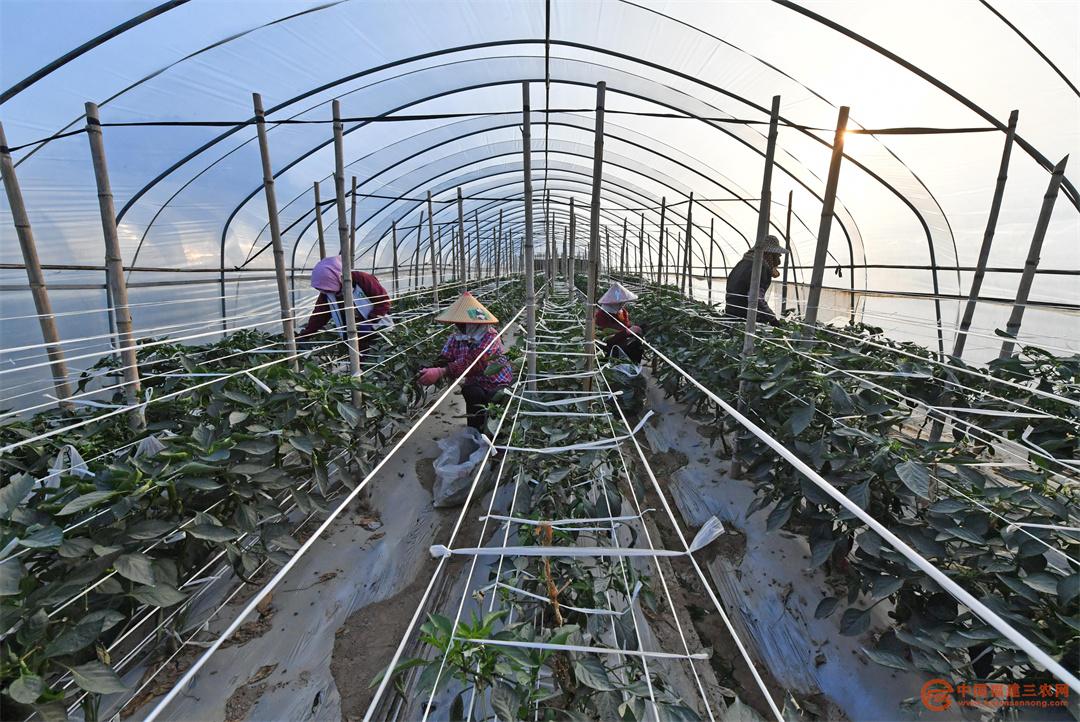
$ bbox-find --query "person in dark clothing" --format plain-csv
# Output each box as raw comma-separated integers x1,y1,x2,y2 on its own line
298,255,392,353
594,282,645,364
724,235,787,326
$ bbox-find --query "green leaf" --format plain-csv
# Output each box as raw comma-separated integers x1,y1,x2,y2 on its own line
814,597,839,619
788,403,814,436
809,536,836,568
870,575,904,599
829,383,854,414
846,480,870,509
490,683,520,721
57,537,94,558
573,656,616,691
126,519,176,541
1023,572,1059,596
228,411,249,426
766,498,795,532
187,524,240,542
862,647,911,671
68,661,128,694
0,474,34,519
895,461,930,499
289,436,314,455
114,552,157,586
7,673,44,704
337,401,362,427
57,490,118,516
131,582,187,608
839,607,872,636
0,558,26,596
18,525,63,549
45,615,106,658
1058,573,1079,606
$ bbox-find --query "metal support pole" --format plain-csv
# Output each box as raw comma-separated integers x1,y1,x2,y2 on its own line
314,181,327,260
583,81,606,392
1000,155,1069,358
522,82,538,390
733,95,781,477
332,101,361,405
457,187,467,286
426,191,439,305
85,102,143,429
953,109,1019,359
682,192,694,295
804,105,850,327
252,93,298,370
1,121,73,407
656,197,666,285
707,218,715,306
781,190,793,315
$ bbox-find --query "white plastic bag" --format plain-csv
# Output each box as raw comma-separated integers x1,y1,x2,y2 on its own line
431,428,488,507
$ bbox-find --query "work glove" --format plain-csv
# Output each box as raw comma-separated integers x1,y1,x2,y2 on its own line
418,367,447,386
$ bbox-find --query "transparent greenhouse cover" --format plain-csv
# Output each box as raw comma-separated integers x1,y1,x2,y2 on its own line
1,0,1077,404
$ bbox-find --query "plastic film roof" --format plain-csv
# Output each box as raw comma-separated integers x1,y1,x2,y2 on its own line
1,0,1078,364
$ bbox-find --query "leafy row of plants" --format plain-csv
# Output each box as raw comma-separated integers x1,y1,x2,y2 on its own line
382,295,708,721
0,280,524,721
624,280,1077,688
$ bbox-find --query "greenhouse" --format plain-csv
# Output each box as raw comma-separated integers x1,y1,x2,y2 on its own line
0,1,1077,720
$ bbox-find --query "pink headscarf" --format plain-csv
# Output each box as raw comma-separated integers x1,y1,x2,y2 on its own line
311,255,343,294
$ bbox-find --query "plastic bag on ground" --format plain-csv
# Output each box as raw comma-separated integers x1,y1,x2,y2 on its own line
432,427,488,507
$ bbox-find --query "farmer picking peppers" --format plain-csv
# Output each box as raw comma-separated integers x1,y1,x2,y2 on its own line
418,292,512,431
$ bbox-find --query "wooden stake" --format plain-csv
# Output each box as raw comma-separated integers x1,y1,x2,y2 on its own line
638,213,644,279
314,181,327,259
804,106,850,327
85,102,143,429
426,191,439,305
583,82,606,392
252,93,298,370
473,210,481,279
1000,154,1069,358
496,209,504,278
457,187,466,286
682,192,694,295
568,196,576,281
1,121,73,407
953,109,1018,360
331,101,361,405
656,197,666,285
780,190,793,315
620,216,627,277
390,220,400,297
522,82,538,390
707,217,715,306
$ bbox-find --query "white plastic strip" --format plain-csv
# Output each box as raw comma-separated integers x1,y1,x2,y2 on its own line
492,411,652,453
479,511,653,526
458,637,708,661
487,580,643,617
501,390,621,407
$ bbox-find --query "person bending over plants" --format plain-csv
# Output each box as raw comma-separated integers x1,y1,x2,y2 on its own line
595,281,646,363
417,292,512,431
724,234,786,326
297,254,392,354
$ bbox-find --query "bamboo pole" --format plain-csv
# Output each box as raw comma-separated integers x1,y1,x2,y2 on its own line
331,101,361,405
953,109,1019,360
457,187,466,286
707,218,715,306
1,121,73,407
426,191,439,305
638,213,644,279
390,220,400,297
411,212,422,292
314,181,327,260
522,82,537,390
568,196,576,282
252,93,298,370
496,209,504,278
682,192,694,295
780,190,793,315
620,216,627,277
733,95,781,477
656,197,666,285
583,81,606,392
85,102,143,429
1000,154,1069,358
804,106,850,327
562,227,568,279
473,210,481,279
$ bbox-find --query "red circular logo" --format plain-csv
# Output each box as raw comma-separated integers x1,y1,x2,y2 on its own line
922,678,954,712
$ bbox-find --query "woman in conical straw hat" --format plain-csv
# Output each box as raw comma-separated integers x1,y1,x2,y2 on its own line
724,234,786,327
595,281,646,364
418,292,512,431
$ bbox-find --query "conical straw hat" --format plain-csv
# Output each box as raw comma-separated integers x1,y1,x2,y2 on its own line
435,292,499,324
598,282,639,306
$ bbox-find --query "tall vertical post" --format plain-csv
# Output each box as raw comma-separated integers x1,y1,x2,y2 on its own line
733,95,781,477
252,93,298,370
620,216,627,276
780,190,793,314
583,81,606,392
411,212,422,293
85,102,143,429
682,192,694,295
522,83,538,389
804,105,849,327
496,210,504,278
390,220,400,297
331,101,361,405
604,227,611,277
638,213,645,279
953,110,1019,359
472,210,481,279
426,192,439,304
656,197,666,285
568,197,577,281
314,182,327,260
1000,155,1069,358
456,187,467,286
1,122,72,407
707,218,715,306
